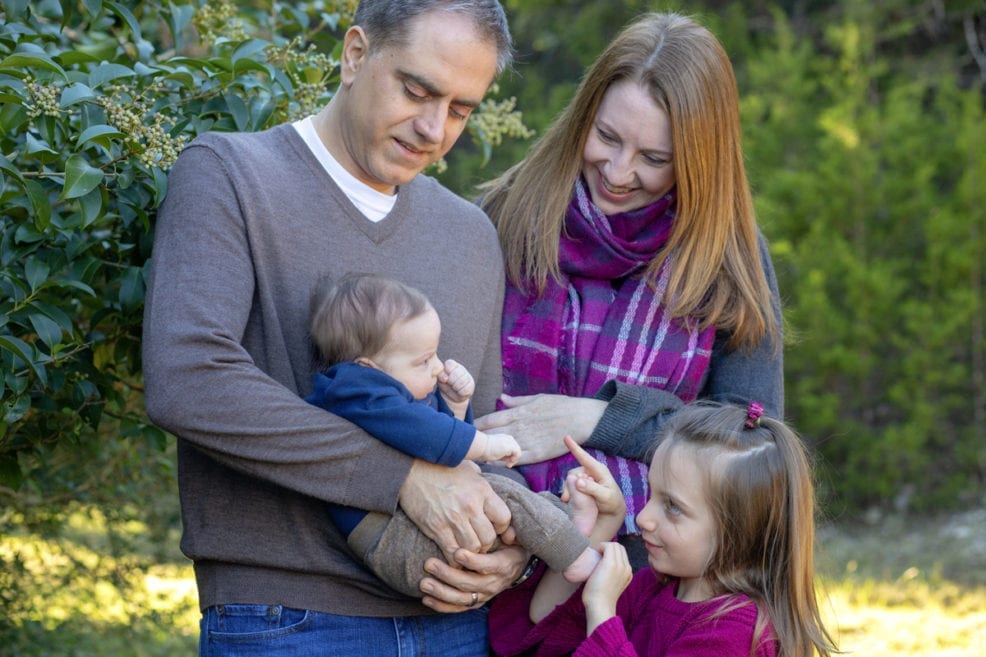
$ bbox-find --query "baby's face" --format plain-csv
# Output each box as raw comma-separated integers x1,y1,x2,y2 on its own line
372,308,444,400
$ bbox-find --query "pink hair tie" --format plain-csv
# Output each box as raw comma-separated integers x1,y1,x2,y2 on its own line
745,401,764,429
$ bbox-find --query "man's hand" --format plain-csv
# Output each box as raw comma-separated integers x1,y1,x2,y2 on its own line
399,460,511,561
418,545,529,613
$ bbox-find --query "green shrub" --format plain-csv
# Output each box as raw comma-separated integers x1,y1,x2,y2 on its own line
0,0,529,521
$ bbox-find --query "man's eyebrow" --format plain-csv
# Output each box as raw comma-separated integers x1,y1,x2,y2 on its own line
398,69,482,109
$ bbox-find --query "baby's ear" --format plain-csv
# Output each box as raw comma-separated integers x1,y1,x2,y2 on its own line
355,356,379,370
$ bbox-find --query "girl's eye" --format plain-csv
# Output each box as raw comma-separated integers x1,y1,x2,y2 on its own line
664,499,682,516
644,154,670,166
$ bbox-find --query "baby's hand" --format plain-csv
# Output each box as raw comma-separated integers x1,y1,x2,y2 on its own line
471,431,522,467
564,470,599,538
437,358,474,404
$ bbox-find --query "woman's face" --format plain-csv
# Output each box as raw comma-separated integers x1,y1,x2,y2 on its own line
581,79,676,216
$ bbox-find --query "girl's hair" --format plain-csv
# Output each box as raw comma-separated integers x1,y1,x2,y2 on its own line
354,0,513,75
479,12,777,351
655,402,838,657
309,272,432,367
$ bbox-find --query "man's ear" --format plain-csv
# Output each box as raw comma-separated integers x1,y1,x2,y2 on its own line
340,25,370,86
354,356,379,370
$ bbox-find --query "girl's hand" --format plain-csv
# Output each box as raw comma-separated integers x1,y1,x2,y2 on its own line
562,436,627,521
583,542,632,635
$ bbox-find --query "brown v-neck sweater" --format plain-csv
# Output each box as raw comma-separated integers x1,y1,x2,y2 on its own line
142,125,505,616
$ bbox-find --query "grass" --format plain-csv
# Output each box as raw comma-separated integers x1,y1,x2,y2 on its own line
815,509,986,656
2,507,984,656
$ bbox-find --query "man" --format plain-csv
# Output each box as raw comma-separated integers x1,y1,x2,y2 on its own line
142,2,527,654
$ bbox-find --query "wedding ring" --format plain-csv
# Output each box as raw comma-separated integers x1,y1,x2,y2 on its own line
468,591,479,607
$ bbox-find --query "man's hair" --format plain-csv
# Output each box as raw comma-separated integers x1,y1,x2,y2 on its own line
309,272,433,367
354,0,513,74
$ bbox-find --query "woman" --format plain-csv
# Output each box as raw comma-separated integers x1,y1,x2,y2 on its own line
476,12,783,566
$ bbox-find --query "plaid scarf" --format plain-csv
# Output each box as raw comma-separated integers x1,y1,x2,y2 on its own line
501,178,715,534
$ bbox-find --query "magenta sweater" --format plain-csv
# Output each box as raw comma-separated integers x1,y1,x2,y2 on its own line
489,568,777,657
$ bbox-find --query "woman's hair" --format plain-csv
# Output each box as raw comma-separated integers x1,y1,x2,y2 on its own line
354,0,513,75
479,12,776,350
653,402,838,657
309,272,432,367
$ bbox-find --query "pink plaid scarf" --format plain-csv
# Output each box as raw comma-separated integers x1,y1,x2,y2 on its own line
501,179,715,534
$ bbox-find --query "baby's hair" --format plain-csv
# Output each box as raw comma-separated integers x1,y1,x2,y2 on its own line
654,402,837,657
309,272,432,367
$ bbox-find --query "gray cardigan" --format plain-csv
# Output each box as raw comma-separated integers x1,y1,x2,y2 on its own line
586,234,784,462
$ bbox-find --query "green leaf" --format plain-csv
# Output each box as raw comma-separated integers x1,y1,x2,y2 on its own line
0,335,46,385
24,133,59,159
28,301,75,334
24,256,50,292
55,276,96,297
76,124,125,149
81,0,104,18
107,1,141,40
151,166,168,207
0,153,24,184
29,312,64,351
60,83,97,107
79,187,105,227
232,39,269,69
164,1,197,51
88,62,136,88
61,154,105,200
1,0,30,21
23,179,52,231
224,92,249,131
118,265,145,309
0,53,68,81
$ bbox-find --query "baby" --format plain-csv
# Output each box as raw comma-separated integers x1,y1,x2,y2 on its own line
305,272,602,598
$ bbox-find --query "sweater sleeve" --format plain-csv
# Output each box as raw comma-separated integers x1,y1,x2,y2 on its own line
574,618,639,657
584,232,783,461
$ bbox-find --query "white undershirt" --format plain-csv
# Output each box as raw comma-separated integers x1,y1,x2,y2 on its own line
293,116,397,223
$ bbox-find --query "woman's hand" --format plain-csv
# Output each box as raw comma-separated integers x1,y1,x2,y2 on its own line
474,394,607,464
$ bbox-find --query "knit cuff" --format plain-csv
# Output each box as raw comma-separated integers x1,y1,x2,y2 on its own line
585,380,642,453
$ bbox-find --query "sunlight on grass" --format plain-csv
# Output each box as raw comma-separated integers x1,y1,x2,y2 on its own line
4,508,985,656
821,576,986,657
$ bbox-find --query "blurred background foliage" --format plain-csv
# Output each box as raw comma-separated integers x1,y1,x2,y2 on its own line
0,0,984,652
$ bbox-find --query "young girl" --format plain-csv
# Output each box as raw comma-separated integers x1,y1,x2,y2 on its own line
488,401,838,657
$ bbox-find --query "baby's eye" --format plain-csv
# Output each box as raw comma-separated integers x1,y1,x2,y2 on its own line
664,499,682,516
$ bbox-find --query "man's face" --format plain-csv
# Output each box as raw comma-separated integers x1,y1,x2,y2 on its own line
336,11,498,194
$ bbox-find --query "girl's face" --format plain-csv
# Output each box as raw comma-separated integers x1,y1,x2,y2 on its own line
366,308,444,400
635,442,718,602
580,79,676,216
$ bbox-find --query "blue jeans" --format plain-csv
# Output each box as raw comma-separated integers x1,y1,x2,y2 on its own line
199,604,490,657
